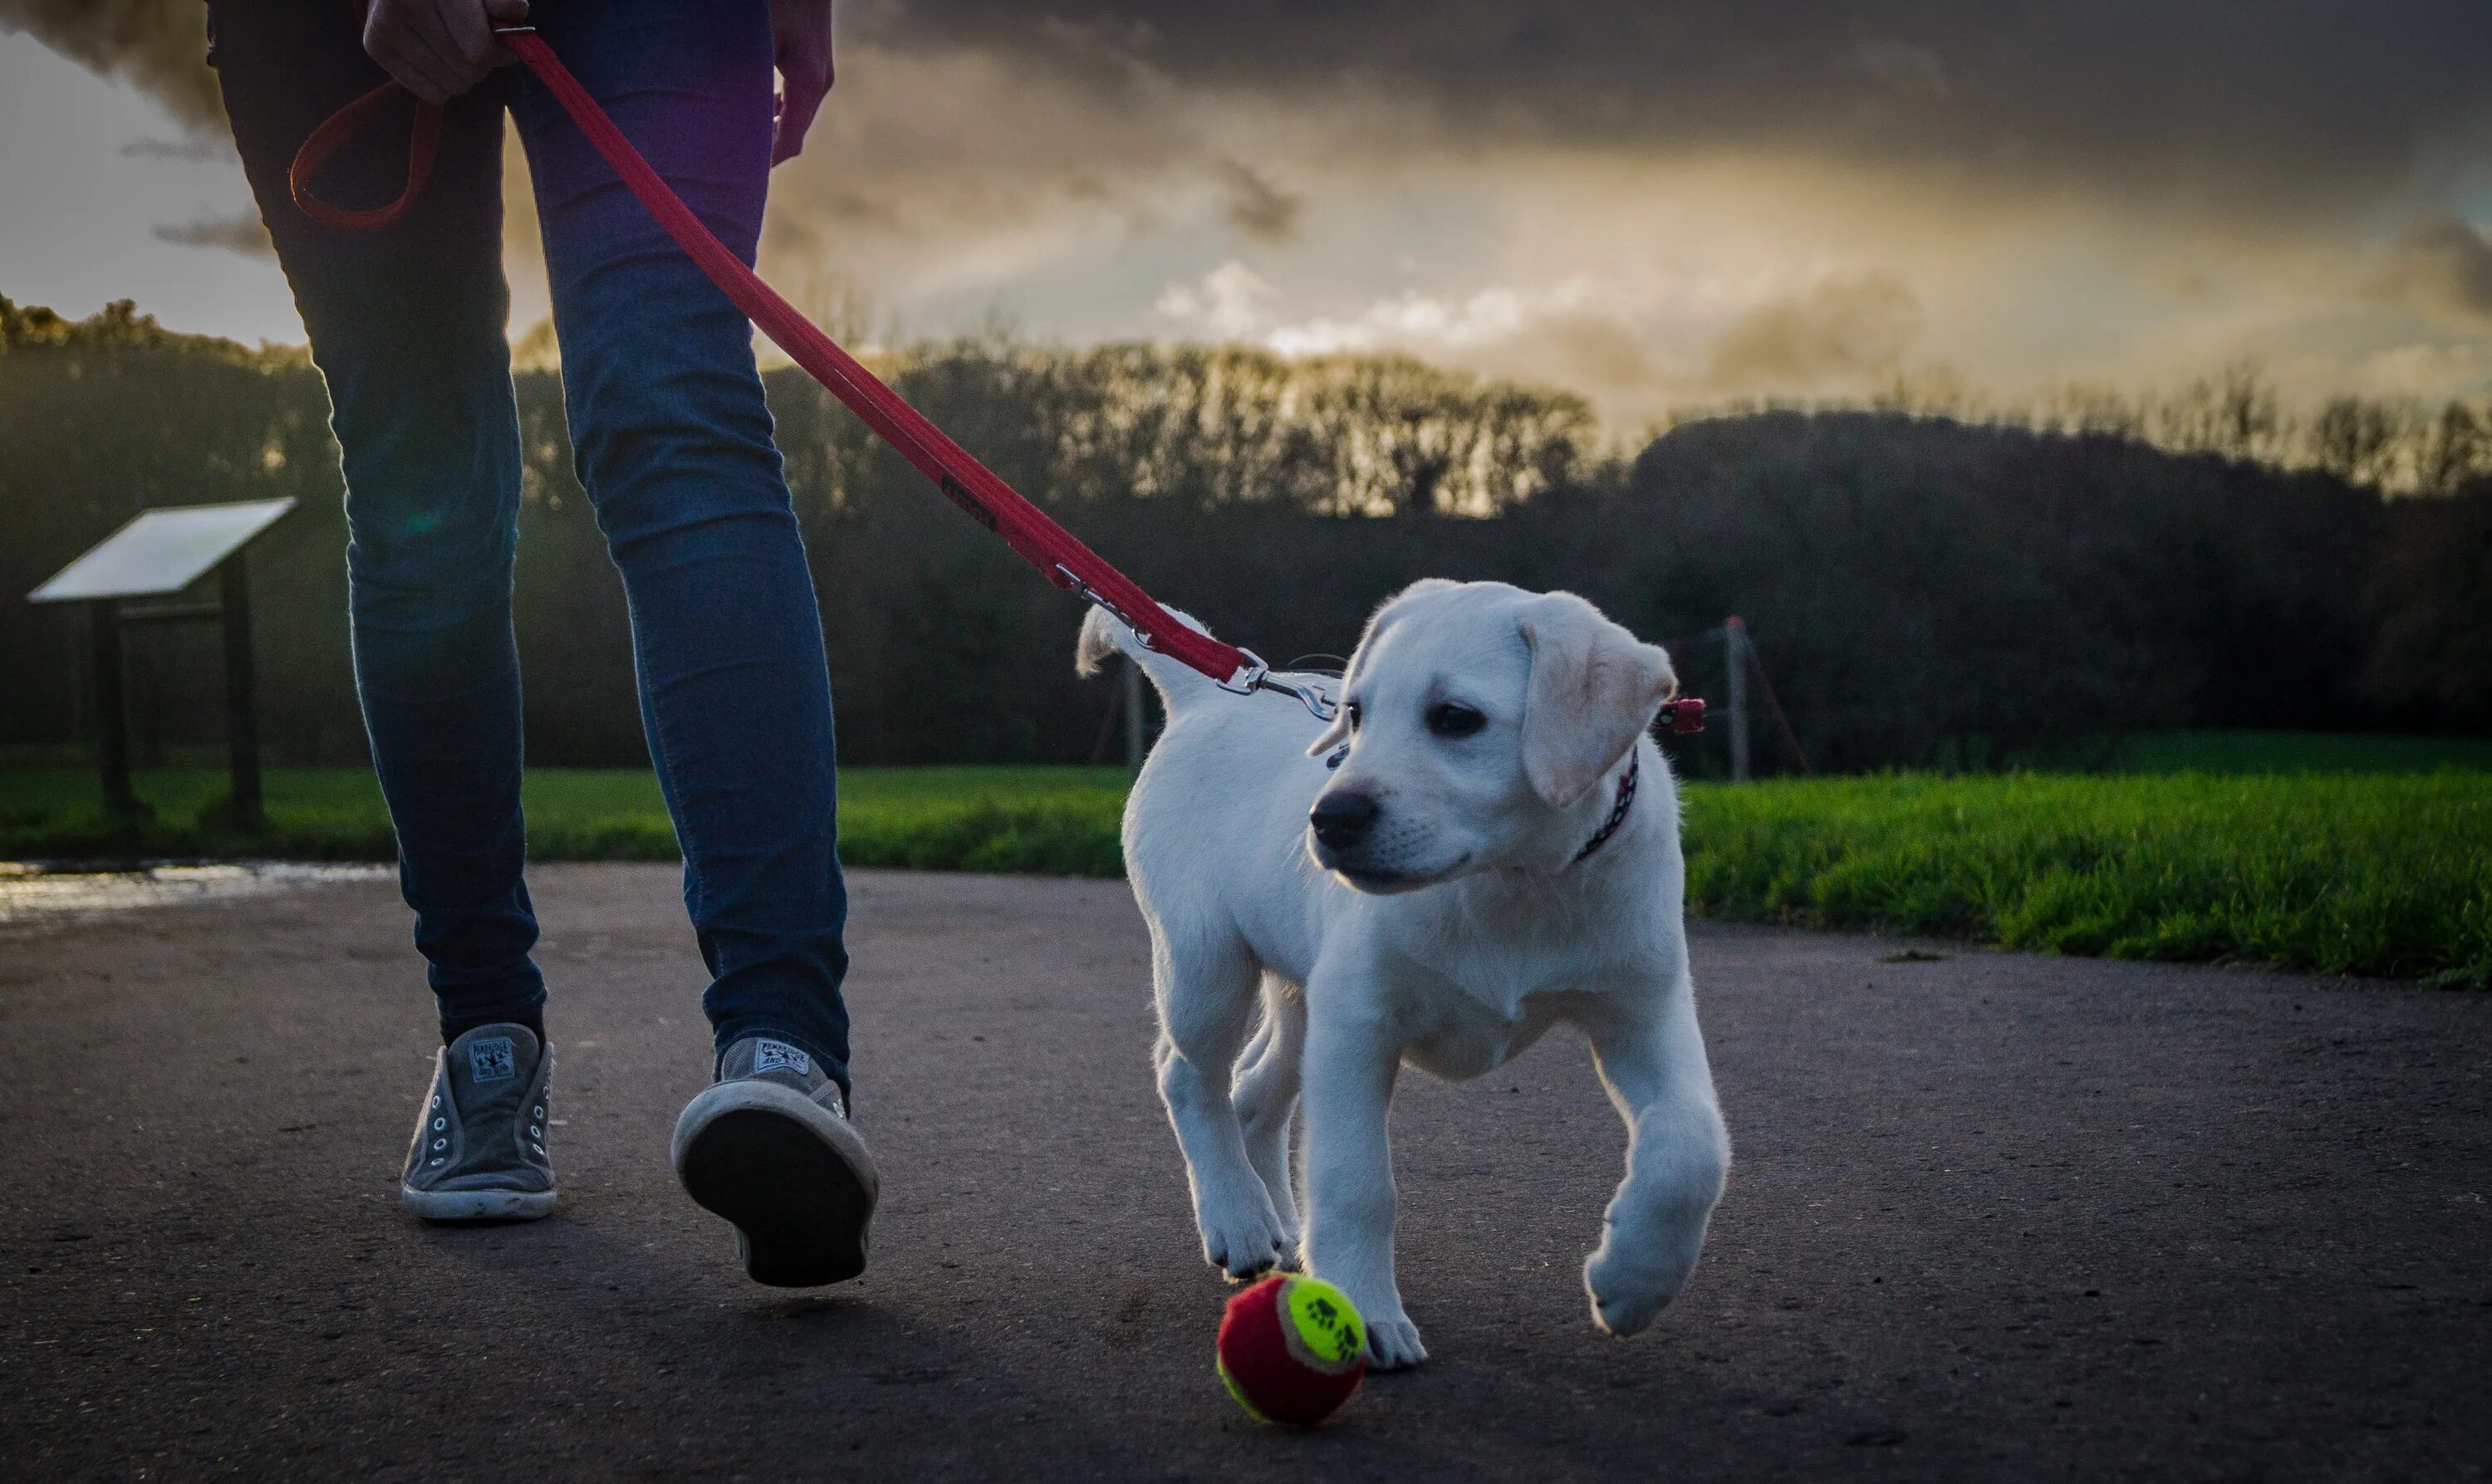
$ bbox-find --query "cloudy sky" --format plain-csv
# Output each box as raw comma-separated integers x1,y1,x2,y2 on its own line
7,1,2492,427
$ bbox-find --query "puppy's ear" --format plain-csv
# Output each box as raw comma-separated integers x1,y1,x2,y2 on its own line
1518,592,1677,807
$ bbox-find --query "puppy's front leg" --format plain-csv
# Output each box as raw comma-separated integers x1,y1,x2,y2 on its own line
1299,982,1426,1369
1582,990,1729,1338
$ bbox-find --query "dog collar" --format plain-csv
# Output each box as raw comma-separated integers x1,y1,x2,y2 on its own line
1569,749,1640,867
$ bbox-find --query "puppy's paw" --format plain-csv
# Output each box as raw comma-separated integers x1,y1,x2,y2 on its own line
1583,1245,1677,1337
1199,1198,1294,1281
1361,1311,1429,1370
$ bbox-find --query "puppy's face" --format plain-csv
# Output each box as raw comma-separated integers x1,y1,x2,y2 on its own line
1304,581,1675,893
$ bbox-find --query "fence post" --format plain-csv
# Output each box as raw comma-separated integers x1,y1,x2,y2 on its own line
1724,615,1751,784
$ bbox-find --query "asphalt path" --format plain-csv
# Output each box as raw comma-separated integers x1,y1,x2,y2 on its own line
2,864,2485,1481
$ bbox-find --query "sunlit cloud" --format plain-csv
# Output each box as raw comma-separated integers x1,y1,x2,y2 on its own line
1155,261,1278,341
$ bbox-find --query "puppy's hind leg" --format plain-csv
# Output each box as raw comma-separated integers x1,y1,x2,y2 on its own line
1153,928,1293,1280
1234,976,1307,1254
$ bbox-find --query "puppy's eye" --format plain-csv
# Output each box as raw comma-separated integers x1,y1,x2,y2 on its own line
1346,701,1364,732
1425,702,1487,738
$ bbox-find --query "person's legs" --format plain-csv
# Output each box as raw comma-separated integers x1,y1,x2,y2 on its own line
511,0,851,1090
209,2,543,1041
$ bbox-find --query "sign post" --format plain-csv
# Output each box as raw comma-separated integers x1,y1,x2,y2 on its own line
27,499,297,823
88,600,136,815
219,554,263,819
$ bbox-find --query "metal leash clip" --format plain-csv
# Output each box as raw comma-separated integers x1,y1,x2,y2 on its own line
1219,650,1341,722
1057,564,1337,720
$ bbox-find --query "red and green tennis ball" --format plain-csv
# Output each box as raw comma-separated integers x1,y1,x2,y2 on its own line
1216,1273,1368,1426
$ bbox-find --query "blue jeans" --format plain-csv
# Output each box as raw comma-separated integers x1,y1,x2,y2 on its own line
210,0,851,1090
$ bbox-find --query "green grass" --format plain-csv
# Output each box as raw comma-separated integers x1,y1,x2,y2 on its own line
3,740,2486,986
1682,772,2492,987
0,766,1130,878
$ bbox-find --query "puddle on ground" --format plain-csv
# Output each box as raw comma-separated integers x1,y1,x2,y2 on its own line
0,861,393,927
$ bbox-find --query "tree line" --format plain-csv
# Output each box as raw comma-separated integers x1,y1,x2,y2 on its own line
2,296,2484,781
1697,361,2492,498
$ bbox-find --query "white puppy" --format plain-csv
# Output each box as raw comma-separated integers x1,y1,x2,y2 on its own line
1078,580,1729,1369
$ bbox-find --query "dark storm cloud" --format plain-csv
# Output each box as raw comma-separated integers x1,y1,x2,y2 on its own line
153,210,273,257
20,0,2491,223
2377,216,2492,325
121,135,229,163
1213,157,1302,244
0,0,221,128
868,1,2492,219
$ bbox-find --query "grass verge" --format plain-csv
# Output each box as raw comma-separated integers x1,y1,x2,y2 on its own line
1684,772,2491,987
3,759,2485,987
0,766,1129,879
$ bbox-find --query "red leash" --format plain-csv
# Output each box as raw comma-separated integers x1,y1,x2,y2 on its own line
289,27,1327,714
290,29,1703,737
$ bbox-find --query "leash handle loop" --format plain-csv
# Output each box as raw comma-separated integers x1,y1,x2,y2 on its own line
288,81,444,230
284,27,1264,695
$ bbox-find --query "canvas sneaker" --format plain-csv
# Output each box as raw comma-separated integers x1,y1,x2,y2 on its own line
401,1023,557,1222
671,1037,880,1286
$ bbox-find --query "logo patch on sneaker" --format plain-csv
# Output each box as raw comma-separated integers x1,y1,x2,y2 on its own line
753,1039,810,1077
468,1036,518,1083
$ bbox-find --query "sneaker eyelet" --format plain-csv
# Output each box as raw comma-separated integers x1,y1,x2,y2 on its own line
432,1137,447,1151
432,1117,446,1131
429,1157,444,1167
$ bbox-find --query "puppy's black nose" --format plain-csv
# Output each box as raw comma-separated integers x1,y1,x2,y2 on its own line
1309,791,1381,850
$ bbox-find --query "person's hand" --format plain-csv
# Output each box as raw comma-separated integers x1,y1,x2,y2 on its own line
362,0,532,105
771,0,835,166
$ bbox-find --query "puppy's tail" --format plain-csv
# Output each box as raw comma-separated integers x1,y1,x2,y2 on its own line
1075,604,1220,708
